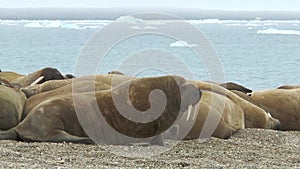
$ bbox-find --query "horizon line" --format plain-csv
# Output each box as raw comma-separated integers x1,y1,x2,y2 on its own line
0,7,300,12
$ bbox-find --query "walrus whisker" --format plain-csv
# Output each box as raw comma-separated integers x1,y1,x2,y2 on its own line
30,76,44,86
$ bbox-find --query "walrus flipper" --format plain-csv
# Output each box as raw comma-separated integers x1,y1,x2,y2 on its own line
47,130,95,144
0,128,18,140
150,134,164,146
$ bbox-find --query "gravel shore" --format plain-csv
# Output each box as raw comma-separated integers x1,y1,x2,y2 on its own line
0,129,299,168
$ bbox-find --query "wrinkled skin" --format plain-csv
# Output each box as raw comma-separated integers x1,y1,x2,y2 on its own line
165,81,281,140
249,88,300,130
0,85,26,130
0,75,201,145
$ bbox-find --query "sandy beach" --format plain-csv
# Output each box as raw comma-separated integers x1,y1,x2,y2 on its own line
0,128,299,168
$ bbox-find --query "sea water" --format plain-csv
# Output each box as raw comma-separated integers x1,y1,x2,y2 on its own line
0,19,299,91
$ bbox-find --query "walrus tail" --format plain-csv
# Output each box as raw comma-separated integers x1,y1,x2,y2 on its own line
0,128,19,140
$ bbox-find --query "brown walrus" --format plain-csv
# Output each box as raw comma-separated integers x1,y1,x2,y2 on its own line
107,70,125,75
248,88,300,130
165,81,281,140
205,81,252,94
0,85,26,130
0,75,201,145
277,84,300,90
11,67,67,88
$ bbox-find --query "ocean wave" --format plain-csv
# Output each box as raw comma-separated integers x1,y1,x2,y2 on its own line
257,28,300,35
188,19,300,27
0,20,19,26
21,20,111,29
2,19,300,29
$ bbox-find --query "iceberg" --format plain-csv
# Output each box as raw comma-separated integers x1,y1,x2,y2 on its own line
116,16,144,24
170,40,198,47
257,28,300,35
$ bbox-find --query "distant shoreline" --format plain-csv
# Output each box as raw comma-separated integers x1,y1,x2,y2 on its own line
1,7,300,20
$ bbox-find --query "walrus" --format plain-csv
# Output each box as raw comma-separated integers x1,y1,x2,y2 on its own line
21,73,132,98
108,70,125,75
22,74,133,119
248,88,300,130
64,74,76,79
219,82,252,93
277,84,300,90
165,80,281,140
205,81,252,94
10,67,66,88
0,85,26,130
0,71,24,82
0,75,201,145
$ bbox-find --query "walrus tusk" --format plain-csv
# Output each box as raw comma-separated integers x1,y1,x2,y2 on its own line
30,76,44,86
267,112,273,118
186,105,193,121
192,103,199,121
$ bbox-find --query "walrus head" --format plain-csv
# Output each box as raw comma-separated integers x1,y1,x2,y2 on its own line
219,82,252,94
0,78,14,88
103,75,202,138
108,70,125,75
19,67,65,87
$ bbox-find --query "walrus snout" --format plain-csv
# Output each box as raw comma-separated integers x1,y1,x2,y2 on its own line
273,119,282,130
180,82,202,110
21,87,37,98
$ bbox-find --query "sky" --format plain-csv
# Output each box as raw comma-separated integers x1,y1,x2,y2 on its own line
0,0,300,11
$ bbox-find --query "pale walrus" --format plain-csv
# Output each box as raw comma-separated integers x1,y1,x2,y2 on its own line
0,75,201,145
249,88,300,130
165,80,281,140
0,85,26,130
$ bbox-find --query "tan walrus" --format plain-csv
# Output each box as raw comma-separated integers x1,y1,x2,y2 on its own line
165,81,281,140
0,75,201,145
249,88,300,130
